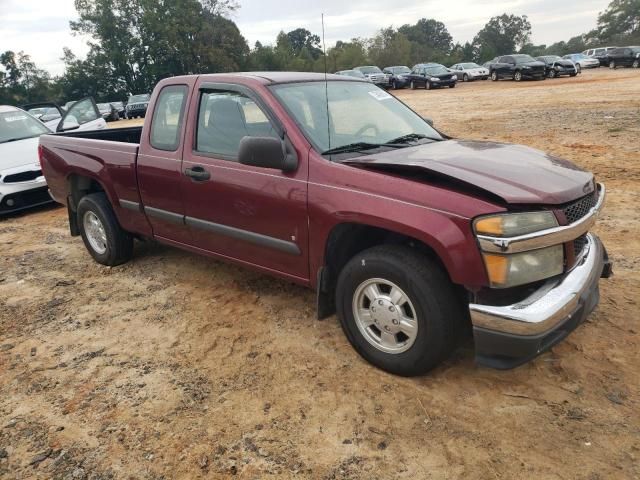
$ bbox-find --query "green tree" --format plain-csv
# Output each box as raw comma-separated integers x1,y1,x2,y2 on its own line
399,19,453,56
368,28,412,68
286,28,323,59
595,0,640,39
472,14,532,62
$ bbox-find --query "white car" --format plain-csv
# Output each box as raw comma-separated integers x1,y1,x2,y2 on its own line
24,99,107,132
449,62,490,81
562,54,600,71
0,106,53,214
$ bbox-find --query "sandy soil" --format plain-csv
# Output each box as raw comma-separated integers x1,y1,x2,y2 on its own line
1,68,639,479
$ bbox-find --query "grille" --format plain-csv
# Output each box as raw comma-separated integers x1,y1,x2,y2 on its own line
563,191,597,224
2,170,42,183
573,234,588,258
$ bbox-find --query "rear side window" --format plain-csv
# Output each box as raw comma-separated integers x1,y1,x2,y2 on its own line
150,85,188,151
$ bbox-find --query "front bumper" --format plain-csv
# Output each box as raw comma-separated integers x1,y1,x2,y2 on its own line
0,179,52,215
470,233,610,369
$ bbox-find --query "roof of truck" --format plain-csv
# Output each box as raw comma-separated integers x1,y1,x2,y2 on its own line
201,71,360,84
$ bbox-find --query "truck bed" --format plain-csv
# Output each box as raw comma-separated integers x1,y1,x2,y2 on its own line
54,126,142,144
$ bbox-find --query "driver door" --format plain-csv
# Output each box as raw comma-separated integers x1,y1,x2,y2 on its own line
57,97,107,132
180,83,310,281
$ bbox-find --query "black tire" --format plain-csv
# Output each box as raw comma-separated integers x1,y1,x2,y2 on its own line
410,80,416,90
633,59,639,69
490,71,498,81
425,81,431,90
449,83,456,88
548,69,556,78
77,192,133,266
514,70,523,81
335,245,461,376
570,73,577,77
463,73,469,82
609,60,616,69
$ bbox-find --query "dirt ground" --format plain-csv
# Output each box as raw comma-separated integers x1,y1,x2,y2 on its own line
1,68,639,480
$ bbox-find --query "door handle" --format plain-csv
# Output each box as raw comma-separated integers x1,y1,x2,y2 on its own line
184,166,211,181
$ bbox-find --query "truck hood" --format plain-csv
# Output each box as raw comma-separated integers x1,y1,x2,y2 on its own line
0,136,41,173
344,139,595,205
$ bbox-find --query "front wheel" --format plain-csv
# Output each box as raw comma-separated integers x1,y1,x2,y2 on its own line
449,83,456,88
425,81,431,90
410,80,416,90
548,69,556,78
609,60,616,69
463,73,469,82
336,246,461,376
633,59,639,68
77,193,133,266
490,71,498,81
576,63,582,73
514,70,523,81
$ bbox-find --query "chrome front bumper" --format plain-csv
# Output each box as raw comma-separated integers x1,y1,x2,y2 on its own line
470,233,608,368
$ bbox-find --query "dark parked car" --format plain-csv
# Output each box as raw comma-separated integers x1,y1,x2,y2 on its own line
489,54,546,81
97,103,120,122
605,46,640,69
382,66,412,89
407,63,457,90
110,101,126,117
535,56,578,78
125,93,151,119
483,57,499,69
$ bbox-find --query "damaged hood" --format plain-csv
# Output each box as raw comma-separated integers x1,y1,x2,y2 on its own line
345,139,594,205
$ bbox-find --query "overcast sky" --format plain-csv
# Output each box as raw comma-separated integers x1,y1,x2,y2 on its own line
0,0,610,76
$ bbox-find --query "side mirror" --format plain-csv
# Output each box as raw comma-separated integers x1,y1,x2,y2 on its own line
238,136,298,172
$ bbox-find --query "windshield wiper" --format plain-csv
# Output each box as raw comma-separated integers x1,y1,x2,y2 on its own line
322,142,402,155
385,133,438,144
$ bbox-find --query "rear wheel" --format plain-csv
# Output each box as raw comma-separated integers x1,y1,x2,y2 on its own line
609,60,616,69
633,59,639,69
410,80,416,90
336,245,461,376
77,193,133,266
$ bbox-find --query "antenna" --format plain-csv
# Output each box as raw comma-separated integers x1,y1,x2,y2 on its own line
321,13,331,150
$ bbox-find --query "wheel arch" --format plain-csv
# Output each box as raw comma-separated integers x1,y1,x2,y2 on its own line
315,219,473,319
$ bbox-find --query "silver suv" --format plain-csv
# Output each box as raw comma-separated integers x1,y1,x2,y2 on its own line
353,66,391,88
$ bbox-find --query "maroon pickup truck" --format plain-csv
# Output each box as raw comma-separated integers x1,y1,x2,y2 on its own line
39,72,611,376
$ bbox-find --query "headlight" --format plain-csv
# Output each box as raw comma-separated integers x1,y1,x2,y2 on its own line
474,211,558,237
430,77,440,81
482,245,564,288
475,211,563,288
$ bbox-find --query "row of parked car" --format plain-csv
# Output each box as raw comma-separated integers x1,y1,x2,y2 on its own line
22,93,152,131
336,45,639,90
0,92,151,215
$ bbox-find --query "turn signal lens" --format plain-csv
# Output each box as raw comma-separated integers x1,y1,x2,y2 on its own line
484,254,508,285
475,217,504,236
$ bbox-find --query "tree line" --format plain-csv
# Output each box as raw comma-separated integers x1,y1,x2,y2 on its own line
1,0,638,106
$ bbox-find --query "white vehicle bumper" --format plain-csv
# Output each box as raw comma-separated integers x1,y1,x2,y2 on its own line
0,176,51,215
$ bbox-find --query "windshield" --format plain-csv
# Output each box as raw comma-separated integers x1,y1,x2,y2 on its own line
129,94,150,103
270,81,442,156
97,103,110,110
340,70,365,78
514,55,536,64
460,63,480,68
393,67,411,74
0,110,50,144
357,66,382,74
425,65,449,75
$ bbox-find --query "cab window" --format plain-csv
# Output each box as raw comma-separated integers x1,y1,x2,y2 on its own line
150,85,188,151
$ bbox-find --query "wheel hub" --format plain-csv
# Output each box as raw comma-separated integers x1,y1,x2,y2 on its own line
370,298,401,333
352,278,419,354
